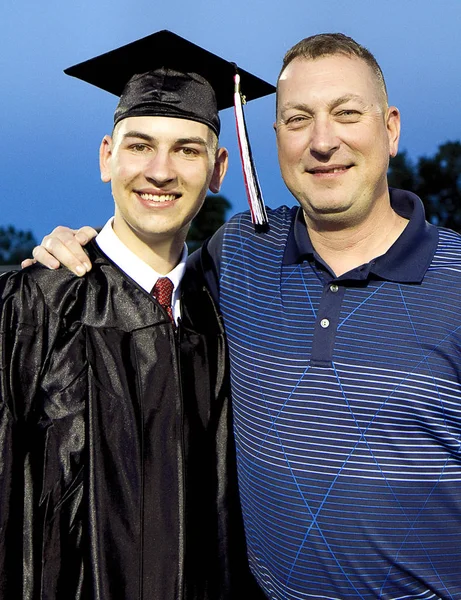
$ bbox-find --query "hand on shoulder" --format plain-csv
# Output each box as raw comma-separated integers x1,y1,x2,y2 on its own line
21,226,97,276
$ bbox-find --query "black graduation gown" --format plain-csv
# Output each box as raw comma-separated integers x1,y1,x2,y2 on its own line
0,241,262,599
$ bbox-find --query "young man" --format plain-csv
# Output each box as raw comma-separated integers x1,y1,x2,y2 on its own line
31,33,461,599
0,31,272,599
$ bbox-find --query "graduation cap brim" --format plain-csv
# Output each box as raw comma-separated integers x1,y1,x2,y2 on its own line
64,30,275,111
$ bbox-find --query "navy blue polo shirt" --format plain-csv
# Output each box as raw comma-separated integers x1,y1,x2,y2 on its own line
200,189,461,600
284,189,438,366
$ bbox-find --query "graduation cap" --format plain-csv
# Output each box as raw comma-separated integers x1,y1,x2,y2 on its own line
65,30,275,230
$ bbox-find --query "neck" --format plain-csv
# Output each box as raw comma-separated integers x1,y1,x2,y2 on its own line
305,202,409,277
112,219,186,275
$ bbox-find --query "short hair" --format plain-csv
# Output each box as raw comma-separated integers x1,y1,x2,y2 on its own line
278,33,388,101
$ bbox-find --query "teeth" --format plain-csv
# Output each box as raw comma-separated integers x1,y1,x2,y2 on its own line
314,167,347,174
313,167,347,174
139,193,176,202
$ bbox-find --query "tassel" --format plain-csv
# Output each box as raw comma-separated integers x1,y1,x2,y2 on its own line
233,69,269,232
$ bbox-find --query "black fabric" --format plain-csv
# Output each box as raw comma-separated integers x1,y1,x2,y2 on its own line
114,68,221,136
0,241,264,599
64,30,276,136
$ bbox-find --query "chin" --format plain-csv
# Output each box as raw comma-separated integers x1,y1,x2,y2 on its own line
304,201,353,217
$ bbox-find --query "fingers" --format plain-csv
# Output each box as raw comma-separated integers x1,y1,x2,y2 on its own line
21,258,37,269
74,226,98,245
32,226,96,277
32,244,66,271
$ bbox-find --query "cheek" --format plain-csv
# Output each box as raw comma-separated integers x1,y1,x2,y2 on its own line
361,133,390,168
348,123,388,154
178,162,212,190
112,162,141,185
277,133,305,166
112,152,147,180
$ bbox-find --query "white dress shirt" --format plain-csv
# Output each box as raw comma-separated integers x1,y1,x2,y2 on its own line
96,218,187,324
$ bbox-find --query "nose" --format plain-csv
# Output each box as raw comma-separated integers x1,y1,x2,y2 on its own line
145,149,176,186
309,116,340,159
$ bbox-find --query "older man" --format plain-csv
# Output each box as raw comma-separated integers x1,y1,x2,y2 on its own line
31,33,461,599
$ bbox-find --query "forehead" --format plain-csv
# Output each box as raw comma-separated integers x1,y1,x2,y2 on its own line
277,54,382,106
114,115,214,142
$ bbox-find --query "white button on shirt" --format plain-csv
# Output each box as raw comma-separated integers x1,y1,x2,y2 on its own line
96,218,187,325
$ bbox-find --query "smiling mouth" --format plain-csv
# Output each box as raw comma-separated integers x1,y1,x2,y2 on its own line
308,165,352,174
138,192,179,203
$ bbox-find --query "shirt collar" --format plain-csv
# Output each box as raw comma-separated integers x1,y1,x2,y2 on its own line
283,189,439,283
96,217,187,301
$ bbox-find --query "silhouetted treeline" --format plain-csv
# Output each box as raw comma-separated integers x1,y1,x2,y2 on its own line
186,194,231,252
0,226,37,265
388,141,461,231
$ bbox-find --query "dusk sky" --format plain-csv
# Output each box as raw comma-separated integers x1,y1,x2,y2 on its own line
2,0,461,241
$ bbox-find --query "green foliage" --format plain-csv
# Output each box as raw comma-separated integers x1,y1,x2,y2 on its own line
388,141,461,231
0,225,37,265
186,194,231,252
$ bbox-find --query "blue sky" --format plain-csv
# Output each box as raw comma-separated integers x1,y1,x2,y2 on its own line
1,0,461,241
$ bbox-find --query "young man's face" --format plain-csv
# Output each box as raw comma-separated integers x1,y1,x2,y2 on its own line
275,54,400,230
100,115,228,249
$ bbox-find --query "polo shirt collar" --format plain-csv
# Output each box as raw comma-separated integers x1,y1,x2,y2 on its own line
283,189,439,283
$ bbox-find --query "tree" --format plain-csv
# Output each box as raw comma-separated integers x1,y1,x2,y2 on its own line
186,194,231,252
417,142,461,230
388,141,461,231
0,225,37,265
387,150,416,192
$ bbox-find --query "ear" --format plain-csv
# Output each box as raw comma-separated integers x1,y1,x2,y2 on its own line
209,146,229,193
99,135,114,183
386,106,401,158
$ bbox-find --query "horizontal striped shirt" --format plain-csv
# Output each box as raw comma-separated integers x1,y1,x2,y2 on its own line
203,189,461,600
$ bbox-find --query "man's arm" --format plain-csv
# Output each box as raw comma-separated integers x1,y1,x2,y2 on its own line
27,223,226,293
21,226,97,276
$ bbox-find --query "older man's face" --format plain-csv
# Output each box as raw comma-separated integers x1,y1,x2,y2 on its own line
275,54,400,230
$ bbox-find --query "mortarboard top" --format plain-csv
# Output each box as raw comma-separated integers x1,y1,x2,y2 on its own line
64,30,275,136
64,30,274,230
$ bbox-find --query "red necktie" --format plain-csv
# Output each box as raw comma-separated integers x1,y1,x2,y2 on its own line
151,277,175,324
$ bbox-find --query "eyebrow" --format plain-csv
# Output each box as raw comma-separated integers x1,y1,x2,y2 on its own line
280,94,367,115
328,94,367,110
175,137,208,147
122,131,208,147
122,131,155,142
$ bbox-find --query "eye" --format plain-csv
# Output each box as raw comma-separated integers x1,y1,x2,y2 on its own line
130,143,150,153
286,115,309,125
178,146,200,157
336,110,361,122
284,114,311,130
